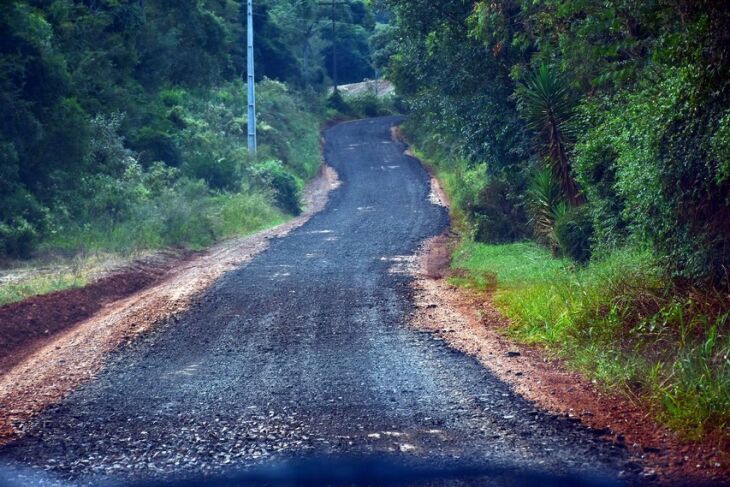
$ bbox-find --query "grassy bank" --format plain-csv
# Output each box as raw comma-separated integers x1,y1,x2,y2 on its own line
416,146,729,441
0,268,87,307
45,190,286,255
0,192,287,307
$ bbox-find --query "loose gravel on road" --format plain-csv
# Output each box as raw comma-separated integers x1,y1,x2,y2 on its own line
0,117,638,486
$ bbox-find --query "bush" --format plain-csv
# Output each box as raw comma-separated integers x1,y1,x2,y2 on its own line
0,188,49,259
526,165,564,250
554,205,594,263
327,89,351,114
346,92,383,118
573,67,730,283
130,125,182,167
182,136,243,191
330,89,404,119
250,160,301,215
255,79,323,180
0,218,39,259
469,179,527,243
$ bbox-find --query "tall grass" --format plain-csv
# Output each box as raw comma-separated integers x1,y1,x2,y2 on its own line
451,240,730,439
408,146,487,234
44,190,285,255
0,190,287,307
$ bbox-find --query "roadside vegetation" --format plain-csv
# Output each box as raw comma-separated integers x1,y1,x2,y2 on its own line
0,0,380,304
0,268,86,307
451,239,729,439
385,0,730,440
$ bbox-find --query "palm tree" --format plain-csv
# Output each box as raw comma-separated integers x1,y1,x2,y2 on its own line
517,64,583,205
527,165,566,252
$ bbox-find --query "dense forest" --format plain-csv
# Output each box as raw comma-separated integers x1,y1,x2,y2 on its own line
0,0,377,258
379,0,729,437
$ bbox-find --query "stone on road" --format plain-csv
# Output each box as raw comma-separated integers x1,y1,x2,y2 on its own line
0,117,633,485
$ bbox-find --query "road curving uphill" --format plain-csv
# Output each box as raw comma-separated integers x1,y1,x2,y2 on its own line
0,117,638,485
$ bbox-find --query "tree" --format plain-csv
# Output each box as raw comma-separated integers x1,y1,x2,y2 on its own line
516,65,582,205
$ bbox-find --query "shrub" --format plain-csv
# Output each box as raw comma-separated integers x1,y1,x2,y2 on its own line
0,218,39,259
328,85,404,120
159,88,187,107
571,118,628,254
526,165,563,250
130,125,182,167
469,179,527,243
346,92,383,118
86,113,137,173
327,89,351,115
573,66,730,283
250,160,301,215
710,110,730,186
182,137,243,191
0,188,49,259
253,79,323,179
554,204,594,263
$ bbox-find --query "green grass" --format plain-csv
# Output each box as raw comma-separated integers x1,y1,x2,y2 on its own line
45,190,286,254
0,271,87,306
450,239,730,439
213,191,287,239
450,240,570,290
1,191,288,307
409,147,487,234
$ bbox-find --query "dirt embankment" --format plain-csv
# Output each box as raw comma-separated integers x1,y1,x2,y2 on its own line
409,174,729,485
0,251,193,374
0,164,340,446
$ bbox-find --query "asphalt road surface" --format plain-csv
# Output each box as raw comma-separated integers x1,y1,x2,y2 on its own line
0,117,636,486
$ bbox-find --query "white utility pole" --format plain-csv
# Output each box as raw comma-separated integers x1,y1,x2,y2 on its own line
247,0,257,153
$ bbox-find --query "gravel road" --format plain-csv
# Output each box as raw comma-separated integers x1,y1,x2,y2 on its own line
0,117,637,485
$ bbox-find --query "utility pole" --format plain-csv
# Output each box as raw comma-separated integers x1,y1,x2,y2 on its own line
331,0,337,92
246,0,257,153
318,1,348,92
